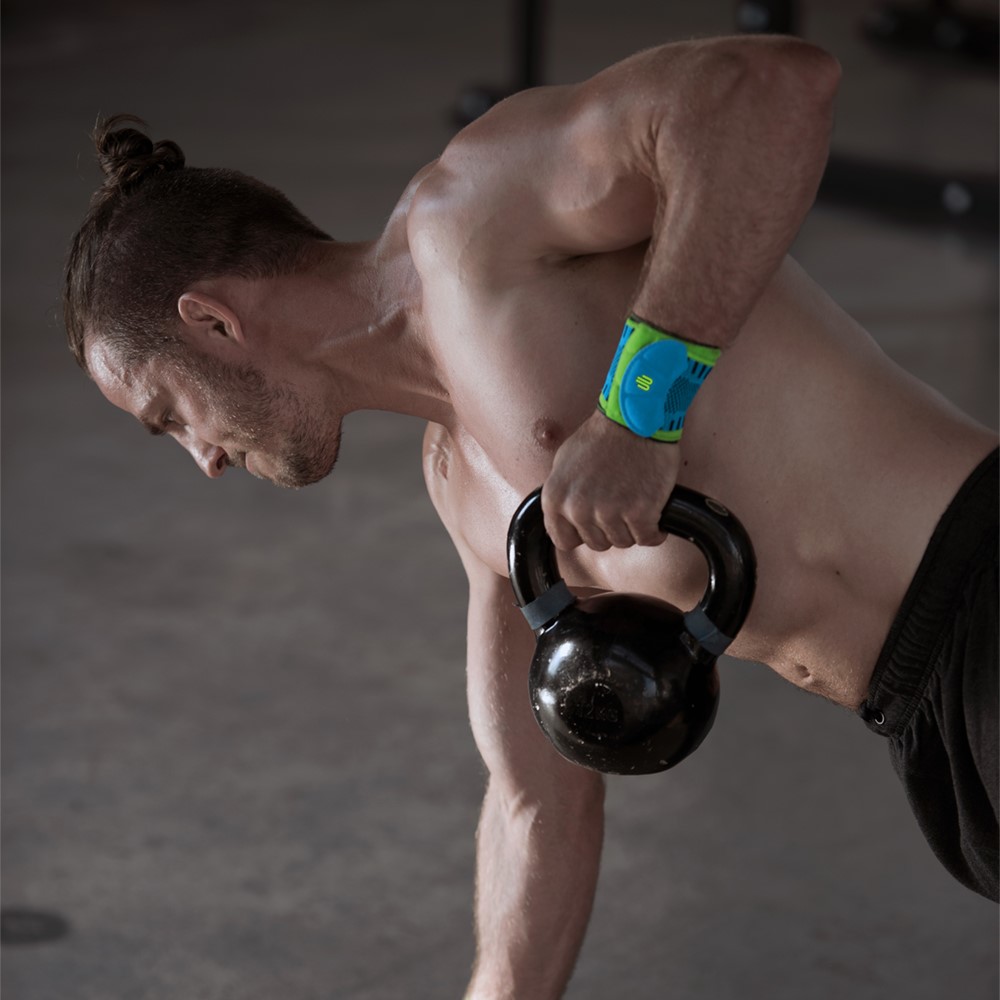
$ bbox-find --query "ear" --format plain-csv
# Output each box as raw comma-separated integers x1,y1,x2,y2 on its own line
177,292,246,347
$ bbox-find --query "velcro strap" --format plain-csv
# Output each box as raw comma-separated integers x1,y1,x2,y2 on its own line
683,608,733,657
519,581,576,631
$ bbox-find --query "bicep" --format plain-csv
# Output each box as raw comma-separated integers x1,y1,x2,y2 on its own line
433,80,659,262
433,39,731,259
432,34,835,263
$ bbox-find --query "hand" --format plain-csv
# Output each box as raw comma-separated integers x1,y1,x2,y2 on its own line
542,410,681,551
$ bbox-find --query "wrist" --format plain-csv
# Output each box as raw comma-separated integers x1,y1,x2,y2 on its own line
598,315,720,441
588,407,669,446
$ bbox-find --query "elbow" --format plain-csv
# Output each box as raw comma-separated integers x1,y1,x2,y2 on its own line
750,37,841,107
788,40,841,103
683,38,841,132
491,760,606,826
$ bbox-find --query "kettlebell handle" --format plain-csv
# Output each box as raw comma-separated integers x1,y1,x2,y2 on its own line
507,486,757,656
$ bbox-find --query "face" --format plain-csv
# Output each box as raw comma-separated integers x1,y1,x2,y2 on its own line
88,340,341,488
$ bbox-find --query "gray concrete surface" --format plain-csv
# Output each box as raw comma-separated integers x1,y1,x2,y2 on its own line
2,1,998,998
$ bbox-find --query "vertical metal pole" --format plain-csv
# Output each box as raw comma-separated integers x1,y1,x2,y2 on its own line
514,0,547,90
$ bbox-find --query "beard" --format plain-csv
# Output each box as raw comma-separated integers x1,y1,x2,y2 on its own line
174,351,341,489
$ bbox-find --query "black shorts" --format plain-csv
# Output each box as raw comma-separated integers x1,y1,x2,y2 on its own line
858,448,998,901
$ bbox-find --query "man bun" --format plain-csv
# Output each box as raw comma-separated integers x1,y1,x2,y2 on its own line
66,115,331,374
93,114,185,194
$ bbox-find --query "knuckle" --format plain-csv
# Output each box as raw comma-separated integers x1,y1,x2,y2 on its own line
540,489,565,517
564,496,591,523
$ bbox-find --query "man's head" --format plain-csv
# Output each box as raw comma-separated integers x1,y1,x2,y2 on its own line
65,114,330,374
86,329,341,487
66,115,340,487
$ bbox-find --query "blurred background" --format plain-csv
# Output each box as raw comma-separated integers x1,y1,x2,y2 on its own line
2,1,997,997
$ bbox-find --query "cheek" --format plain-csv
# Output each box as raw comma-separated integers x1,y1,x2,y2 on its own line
232,389,291,447
217,387,268,437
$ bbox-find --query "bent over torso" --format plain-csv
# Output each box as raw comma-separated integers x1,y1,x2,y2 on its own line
411,203,994,707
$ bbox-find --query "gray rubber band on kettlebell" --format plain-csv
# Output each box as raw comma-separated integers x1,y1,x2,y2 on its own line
683,608,733,657
520,581,576,631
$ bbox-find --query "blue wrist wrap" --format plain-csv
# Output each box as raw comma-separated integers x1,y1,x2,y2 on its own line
598,317,721,442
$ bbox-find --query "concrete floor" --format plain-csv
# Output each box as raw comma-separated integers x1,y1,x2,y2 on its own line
2,1,998,998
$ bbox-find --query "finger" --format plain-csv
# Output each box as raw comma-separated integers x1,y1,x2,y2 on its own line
621,503,668,547
629,520,667,547
576,522,613,552
545,512,585,551
635,531,667,547
595,517,637,549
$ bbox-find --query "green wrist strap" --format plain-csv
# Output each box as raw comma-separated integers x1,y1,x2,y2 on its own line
598,316,721,442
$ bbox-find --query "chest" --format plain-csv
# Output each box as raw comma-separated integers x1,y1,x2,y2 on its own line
412,231,713,607
418,242,649,491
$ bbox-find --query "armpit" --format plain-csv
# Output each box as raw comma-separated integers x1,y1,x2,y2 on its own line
421,422,526,580
422,421,451,485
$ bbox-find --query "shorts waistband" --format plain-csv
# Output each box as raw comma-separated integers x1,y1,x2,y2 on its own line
859,447,999,737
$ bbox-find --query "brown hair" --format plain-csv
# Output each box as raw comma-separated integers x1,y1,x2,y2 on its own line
64,114,330,373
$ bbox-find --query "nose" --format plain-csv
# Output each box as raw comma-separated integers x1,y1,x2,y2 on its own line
187,438,228,478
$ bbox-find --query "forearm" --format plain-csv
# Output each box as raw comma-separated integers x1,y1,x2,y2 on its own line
632,38,840,347
466,772,605,1000
526,39,839,547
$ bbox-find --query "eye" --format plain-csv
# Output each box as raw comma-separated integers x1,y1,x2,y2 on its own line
162,412,180,432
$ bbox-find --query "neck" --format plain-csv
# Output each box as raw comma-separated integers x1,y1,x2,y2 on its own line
280,227,453,426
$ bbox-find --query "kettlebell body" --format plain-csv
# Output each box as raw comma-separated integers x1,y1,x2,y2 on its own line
507,486,755,775
530,593,720,774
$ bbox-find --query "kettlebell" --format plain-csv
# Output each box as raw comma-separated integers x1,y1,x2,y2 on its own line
507,486,756,775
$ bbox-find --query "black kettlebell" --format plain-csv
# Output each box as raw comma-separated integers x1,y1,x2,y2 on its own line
507,486,756,775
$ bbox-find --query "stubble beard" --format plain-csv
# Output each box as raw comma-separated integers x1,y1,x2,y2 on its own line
179,352,341,489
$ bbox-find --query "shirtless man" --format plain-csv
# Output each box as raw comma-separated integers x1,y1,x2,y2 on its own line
65,34,997,998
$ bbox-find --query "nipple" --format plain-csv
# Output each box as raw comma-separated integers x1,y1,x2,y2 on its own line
532,418,565,452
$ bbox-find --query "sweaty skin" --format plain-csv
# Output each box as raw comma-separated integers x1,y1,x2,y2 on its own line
406,45,995,997
83,36,997,1000
403,68,994,711
419,251,995,705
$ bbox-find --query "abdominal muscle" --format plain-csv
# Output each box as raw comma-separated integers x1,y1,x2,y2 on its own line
426,257,997,710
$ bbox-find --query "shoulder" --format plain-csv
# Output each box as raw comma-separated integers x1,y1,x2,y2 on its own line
408,84,655,269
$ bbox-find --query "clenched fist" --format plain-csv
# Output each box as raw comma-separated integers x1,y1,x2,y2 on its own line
542,410,681,551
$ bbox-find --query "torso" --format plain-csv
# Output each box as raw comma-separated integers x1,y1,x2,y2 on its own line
404,166,996,710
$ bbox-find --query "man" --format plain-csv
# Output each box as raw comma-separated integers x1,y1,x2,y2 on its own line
65,33,997,998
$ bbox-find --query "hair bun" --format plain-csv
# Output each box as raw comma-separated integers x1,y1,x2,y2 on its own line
93,113,185,193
